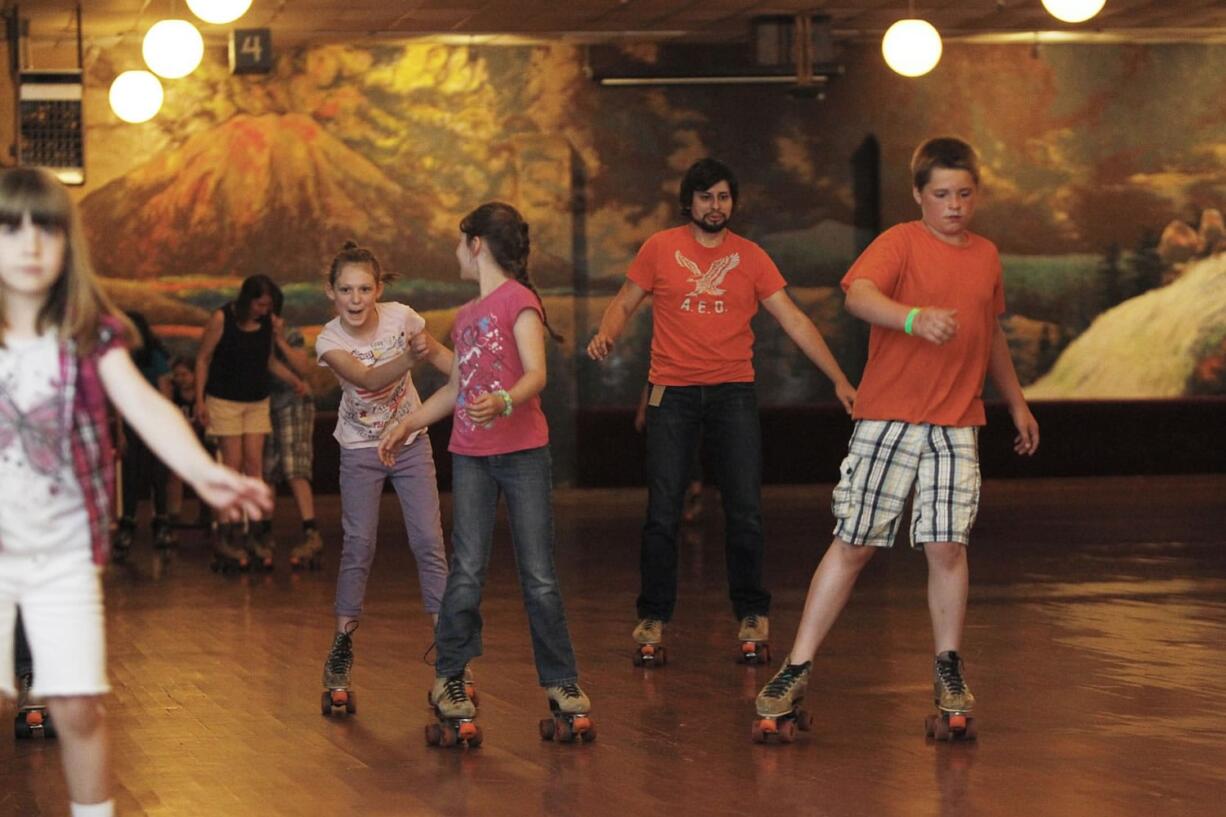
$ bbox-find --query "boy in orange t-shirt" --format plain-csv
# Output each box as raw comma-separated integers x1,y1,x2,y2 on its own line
753,138,1039,740
588,158,856,663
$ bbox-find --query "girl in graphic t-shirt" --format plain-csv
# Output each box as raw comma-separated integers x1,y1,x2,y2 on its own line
378,203,594,745
312,240,453,713
0,168,270,817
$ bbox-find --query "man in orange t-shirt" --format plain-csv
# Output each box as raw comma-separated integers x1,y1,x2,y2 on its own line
588,158,856,663
754,138,1040,738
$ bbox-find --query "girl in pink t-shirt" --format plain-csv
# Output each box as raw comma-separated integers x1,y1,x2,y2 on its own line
379,203,594,746
313,240,453,715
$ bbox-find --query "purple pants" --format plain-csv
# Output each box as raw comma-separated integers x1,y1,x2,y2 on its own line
336,435,448,617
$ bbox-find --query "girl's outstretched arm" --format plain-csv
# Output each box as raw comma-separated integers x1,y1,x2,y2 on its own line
99,348,273,521
320,348,413,392
377,357,460,466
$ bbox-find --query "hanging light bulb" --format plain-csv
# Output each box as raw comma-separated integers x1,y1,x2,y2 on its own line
109,71,164,123
142,19,205,79
185,0,253,25
1041,0,1106,24
882,19,943,78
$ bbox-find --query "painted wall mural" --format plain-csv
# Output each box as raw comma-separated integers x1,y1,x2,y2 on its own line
74,40,1225,424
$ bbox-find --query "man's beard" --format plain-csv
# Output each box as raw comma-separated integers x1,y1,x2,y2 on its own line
690,212,729,234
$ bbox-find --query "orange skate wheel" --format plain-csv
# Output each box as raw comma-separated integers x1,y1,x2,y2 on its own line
457,721,478,742
741,642,756,655
26,711,43,727
331,689,349,707
642,644,656,657
948,713,967,732
572,716,592,737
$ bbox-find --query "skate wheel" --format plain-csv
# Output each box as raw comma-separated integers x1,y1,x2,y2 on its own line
572,716,593,740
583,719,597,742
933,716,951,740
439,726,457,748
41,717,56,739
758,645,771,665
741,641,756,656
539,718,555,741
778,719,797,743
425,723,443,745
555,717,574,743
632,651,645,667
467,726,483,748
26,710,43,727
656,646,667,666
14,719,30,739
456,721,478,743
751,721,767,744
948,713,967,732
345,690,357,715
964,717,978,740
330,689,349,708
320,690,332,716
795,709,813,732
924,714,936,738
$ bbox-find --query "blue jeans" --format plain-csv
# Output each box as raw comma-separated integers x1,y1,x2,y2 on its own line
638,382,770,621
435,446,579,687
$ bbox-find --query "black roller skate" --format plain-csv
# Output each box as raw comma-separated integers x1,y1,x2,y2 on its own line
539,683,595,743
426,673,481,748
752,659,813,743
925,650,977,741
14,672,54,739
321,623,358,716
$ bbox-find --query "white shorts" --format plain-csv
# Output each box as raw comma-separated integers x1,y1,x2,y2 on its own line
0,549,109,698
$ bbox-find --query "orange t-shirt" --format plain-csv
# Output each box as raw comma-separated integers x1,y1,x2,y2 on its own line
841,221,1005,427
627,226,787,385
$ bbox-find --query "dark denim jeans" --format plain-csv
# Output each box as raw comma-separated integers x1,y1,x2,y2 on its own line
637,382,770,621
434,446,579,686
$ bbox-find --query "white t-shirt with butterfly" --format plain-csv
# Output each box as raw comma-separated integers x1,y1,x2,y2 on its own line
0,333,90,555
315,302,427,450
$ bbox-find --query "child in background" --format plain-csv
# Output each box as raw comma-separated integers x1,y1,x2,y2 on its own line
112,310,174,561
313,240,452,710
0,168,271,817
379,202,594,743
753,137,1039,739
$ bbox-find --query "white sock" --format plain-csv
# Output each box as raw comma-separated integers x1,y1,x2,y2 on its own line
70,800,114,817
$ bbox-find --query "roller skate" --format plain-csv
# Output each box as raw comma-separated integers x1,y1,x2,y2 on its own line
111,520,135,565
248,523,275,571
425,673,481,748
632,617,666,667
210,524,249,573
13,672,54,740
751,659,813,743
925,650,977,741
737,613,771,664
539,682,596,743
152,515,178,552
289,529,324,571
321,623,358,716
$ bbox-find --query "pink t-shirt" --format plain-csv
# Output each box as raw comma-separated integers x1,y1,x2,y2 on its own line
448,280,550,457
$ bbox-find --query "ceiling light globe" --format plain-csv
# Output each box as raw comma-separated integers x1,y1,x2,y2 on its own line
882,19,943,78
109,70,164,124
1041,0,1107,24
142,19,205,79
185,0,254,26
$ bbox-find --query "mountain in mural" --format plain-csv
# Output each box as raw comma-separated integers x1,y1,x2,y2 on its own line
1025,253,1226,398
81,113,454,282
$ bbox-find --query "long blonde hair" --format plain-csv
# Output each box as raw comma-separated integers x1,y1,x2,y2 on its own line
0,168,132,354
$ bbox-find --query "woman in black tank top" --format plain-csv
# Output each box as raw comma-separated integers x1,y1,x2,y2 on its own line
195,275,307,567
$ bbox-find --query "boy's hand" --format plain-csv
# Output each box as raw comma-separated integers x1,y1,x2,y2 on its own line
912,308,958,345
465,392,503,425
1011,404,1040,455
587,332,615,361
377,419,412,466
834,381,857,415
192,463,273,523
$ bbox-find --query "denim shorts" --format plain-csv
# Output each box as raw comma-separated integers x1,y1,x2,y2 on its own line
832,420,981,549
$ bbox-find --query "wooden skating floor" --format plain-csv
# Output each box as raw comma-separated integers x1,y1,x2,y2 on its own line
4,475,1225,816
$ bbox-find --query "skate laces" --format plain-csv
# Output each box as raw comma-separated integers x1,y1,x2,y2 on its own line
326,631,354,674
556,682,583,700
743,614,760,629
441,674,470,704
762,663,808,699
936,653,966,694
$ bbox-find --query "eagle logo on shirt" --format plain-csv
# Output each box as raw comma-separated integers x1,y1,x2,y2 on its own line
676,250,740,297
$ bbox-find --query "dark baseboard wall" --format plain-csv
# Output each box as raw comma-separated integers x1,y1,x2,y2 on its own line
308,398,1225,493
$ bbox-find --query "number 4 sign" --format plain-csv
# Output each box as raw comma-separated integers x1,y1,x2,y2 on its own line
229,28,273,74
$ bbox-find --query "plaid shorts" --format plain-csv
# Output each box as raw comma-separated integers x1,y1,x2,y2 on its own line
264,396,316,483
831,420,981,549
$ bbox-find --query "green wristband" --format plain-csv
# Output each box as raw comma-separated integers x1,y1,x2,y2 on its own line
495,389,513,417
904,307,921,336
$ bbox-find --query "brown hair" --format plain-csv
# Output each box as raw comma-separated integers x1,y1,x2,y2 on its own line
911,137,980,191
460,202,562,343
325,240,397,286
0,168,133,354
